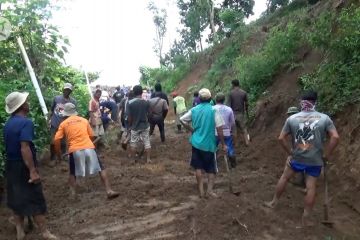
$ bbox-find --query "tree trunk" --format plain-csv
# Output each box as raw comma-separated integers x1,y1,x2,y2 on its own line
199,36,203,51
207,0,216,42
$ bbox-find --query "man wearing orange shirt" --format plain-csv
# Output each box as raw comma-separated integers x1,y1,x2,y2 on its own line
54,103,119,199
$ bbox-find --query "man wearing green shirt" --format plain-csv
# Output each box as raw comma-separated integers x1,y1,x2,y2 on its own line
172,92,187,133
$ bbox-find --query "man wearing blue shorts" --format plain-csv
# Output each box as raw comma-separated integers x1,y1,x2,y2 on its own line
213,92,237,168
265,91,339,227
180,88,227,198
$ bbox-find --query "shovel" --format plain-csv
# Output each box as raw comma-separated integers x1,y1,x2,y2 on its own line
321,160,334,227
223,155,240,196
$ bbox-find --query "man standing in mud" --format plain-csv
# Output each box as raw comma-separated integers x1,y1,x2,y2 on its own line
228,79,250,146
265,91,339,227
49,83,76,164
180,88,227,198
4,92,57,240
172,92,187,133
128,85,151,163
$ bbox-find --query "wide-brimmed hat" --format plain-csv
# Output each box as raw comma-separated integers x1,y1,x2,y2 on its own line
287,106,299,114
5,92,29,114
63,83,73,90
199,88,211,100
63,103,78,116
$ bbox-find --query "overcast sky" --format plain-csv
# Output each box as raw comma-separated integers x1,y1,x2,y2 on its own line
53,0,267,87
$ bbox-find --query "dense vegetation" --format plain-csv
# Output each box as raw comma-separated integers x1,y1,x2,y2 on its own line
141,0,360,116
0,0,94,176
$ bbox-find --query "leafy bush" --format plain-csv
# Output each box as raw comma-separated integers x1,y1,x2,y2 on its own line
0,0,92,177
236,22,302,102
301,6,360,114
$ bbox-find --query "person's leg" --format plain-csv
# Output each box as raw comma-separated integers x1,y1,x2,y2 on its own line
142,128,152,163
265,164,296,208
239,113,249,146
207,173,217,197
195,169,204,198
149,120,155,136
68,154,77,197
159,118,165,142
13,214,25,240
302,175,318,226
129,130,139,160
33,214,57,239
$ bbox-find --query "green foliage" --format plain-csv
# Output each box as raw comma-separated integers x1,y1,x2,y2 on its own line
236,22,302,101
301,6,360,114
267,0,290,13
139,59,191,93
219,8,245,33
0,0,92,177
222,0,255,18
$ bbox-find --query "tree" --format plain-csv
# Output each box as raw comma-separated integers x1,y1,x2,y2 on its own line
266,0,290,13
148,1,167,65
0,0,91,177
222,0,255,18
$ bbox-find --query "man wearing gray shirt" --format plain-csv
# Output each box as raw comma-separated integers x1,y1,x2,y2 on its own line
49,83,77,163
265,91,339,227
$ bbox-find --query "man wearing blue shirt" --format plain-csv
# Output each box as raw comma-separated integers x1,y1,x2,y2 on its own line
4,92,57,240
180,88,227,198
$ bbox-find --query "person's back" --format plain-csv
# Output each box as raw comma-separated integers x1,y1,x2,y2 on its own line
229,88,247,113
4,115,36,161
191,102,216,152
149,97,167,118
128,98,150,130
57,115,95,153
284,110,335,166
113,90,123,104
213,104,234,137
173,96,187,114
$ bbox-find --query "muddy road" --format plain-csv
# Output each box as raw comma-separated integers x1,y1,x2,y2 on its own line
1,123,360,240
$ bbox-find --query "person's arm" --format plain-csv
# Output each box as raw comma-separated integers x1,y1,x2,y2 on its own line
163,101,169,119
278,131,292,156
214,109,227,152
19,121,40,183
244,93,249,118
323,118,340,161
323,129,339,160
164,94,169,105
54,123,65,162
230,111,236,136
227,93,232,108
180,110,193,132
20,142,40,183
173,100,177,115
87,122,96,142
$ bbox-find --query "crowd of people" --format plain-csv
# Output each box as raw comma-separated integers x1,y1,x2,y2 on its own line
2,78,339,239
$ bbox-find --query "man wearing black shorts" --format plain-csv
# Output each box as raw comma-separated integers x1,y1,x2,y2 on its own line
180,88,227,198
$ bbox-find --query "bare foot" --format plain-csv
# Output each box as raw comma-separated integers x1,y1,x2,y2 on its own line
206,191,218,198
301,214,316,227
263,201,276,209
41,229,57,240
107,191,120,200
16,225,25,240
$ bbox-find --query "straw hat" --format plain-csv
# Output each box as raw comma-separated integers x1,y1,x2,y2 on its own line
5,92,29,114
63,103,78,116
199,88,211,100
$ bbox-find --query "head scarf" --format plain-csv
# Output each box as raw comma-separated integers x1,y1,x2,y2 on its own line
300,100,315,112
